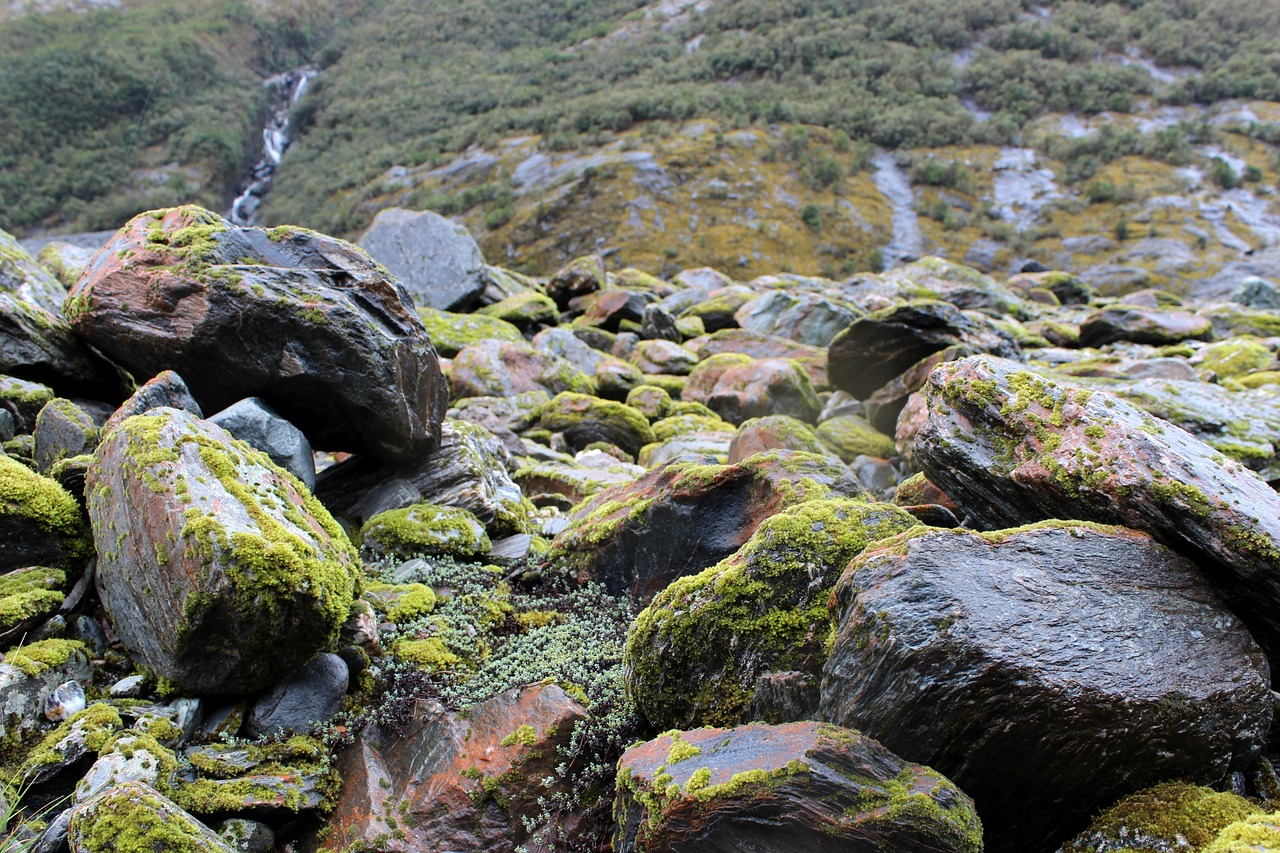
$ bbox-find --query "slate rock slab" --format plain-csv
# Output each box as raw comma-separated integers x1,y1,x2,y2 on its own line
87,407,358,695
613,722,982,853
819,522,1271,852
914,354,1280,669
66,206,447,462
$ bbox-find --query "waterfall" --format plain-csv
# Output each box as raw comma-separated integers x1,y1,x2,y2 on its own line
229,65,318,226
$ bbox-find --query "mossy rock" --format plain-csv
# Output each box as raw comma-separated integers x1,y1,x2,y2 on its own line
363,581,437,623
361,503,491,560
415,306,524,357
1063,781,1259,852
477,290,559,327
650,413,733,444
625,498,918,729
0,375,55,432
815,414,897,461
538,392,655,457
1205,811,1280,852
0,452,92,571
1197,338,1273,380
626,384,674,420
68,781,236,853
728,415,828,464
0,566,66,633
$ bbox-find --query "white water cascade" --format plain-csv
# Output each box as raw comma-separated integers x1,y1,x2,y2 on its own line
229,65,318,226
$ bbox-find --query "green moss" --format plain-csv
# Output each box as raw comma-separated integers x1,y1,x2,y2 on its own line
5,639,87,678
392,637,462,672
1198,338,1273,380
0,454,91,566
0,567,65,632
625,385,674,420
500,725,538,747
1205,811,1280,851
476,291,559,326
19,702,122,776
363,582,437,623
360,503,491,560
665,734,702,765
416,307,523,357
1067,781,1259,852
815,415,896,461
651,413,733,443
75,784,213,853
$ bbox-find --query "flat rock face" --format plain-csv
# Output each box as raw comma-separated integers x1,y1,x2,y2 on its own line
319,684,587,853
684,357,821,425
65,206,448,462
818,523,1272,853
914,355,1280,667
734,290,860,347
87,407,358,695
356,206,487,311
827,300,1019,400
545,450,865,605
614,722,982,853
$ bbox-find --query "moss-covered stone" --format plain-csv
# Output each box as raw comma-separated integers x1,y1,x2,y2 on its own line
0,567,66,633
363,581,437,623
1197,338,1273,381
0,453,91,570
815,414,897,461
1204,811,1280,852
1064,781,1259,852
625,498,919,729
650,413,734,443
69,781,234,853
625,384,674,420
477,290,560,327
416,306,524,357
4,638,88,678
392,637,463,672
360,503,491,560
538,392,656,457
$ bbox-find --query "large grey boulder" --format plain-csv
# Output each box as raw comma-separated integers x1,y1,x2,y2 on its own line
357,207,487,311
65,205,448,463
87,407,359,695
819,522,1272,852
914,354,1280,668
210,397,315,491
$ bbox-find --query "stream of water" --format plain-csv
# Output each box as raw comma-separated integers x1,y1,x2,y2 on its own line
229,65,318,226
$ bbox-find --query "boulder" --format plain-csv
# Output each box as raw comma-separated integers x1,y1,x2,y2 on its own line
539,393,655,457
547,255,606,309
36,241,98,290
533,328,643,398
246,653,349,737
356,207,488,311
0,294,119,398
545,450,864,604
727,415,832,463
66,206,447,462
0,640,94,752
450,338,595,399
477,290,559,328
827,300,1019,400
734,290,860,347
819,522,1271,852
678,285,754,332
1078,305,1214,347
0,228,66,315
415,306,523,357
684,357,821,425
914,355,1280,668
209,397,315,491
318,684,587,853
68,782,236,853
87,408,358,694
626,498,918,729
33,399,100,475
102,371,202,435
614,722,982,853
629,339,699,376
572,289,648,330
360,503,492,560
815,414,896,461
0,375,55,433
316,419,529,535
880,256,1027,317
0,453,91,571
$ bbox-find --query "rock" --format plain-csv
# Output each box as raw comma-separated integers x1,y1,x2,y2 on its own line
360,503,492,560
1078,305,1214,347
881,256,1027,317
626,384,673,420
450,338,595,399
1,650,99,767
88,408,358,695
110,675,148,699
75,733,173,802
827,300,1019,400
533,328,644,398
639,432,734,467
415,305,523,358
1057,781,1259,853
734,290,860,347
0,293,119,398
727,415,832,463
102,370,202,435
626,498,918,729
914,355,1280,667
548,255,606,309
209,397,315,491
0,228,66,315
515,456,644,506
678,285,755,332
572,289,648,330
0,453,91,571
539,392,655,457
33,398,100,474
546,450,864,604
1204,811,1280,850
214,819,274,853
36,241,98,290
0,567,68,635
641,304,682,342
629,339,699,375
1007,270,1091,305
816,414,896,461
68,782,236,853
316,420,530,535
0,375,54,432
246,653,348,737
172,736,337,818
613,722,982,853
819,522,1271,852
1228,276,1280,310
318,684,587,853
477,290,559,328
356,207,488,311
353,478,421,522
66,206,448,463
684,356,821,425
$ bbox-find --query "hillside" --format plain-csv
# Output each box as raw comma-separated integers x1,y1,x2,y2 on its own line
3,0,1280,287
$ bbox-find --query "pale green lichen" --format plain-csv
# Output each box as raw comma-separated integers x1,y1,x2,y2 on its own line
1065,781,1259,852
4,639,87,678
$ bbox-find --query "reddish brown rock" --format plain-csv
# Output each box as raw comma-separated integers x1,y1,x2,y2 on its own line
727,415,831,464
571,289,647,330
545,450,863,604
684,357,820,425
685,329,828,387
914,355,1280,669
318,684,587,853
65,206,447,462
614,722,982,853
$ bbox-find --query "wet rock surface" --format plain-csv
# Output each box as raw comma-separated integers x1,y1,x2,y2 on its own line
819,523,1271,852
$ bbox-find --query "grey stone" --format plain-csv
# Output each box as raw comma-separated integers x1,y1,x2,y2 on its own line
353,478,422,523
0,409,13,442
215,819,275,853
34,398,99,474
109,675,148,699
102,370,202,435
247,653,348,737
357,207,487,311
210,397,315,491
